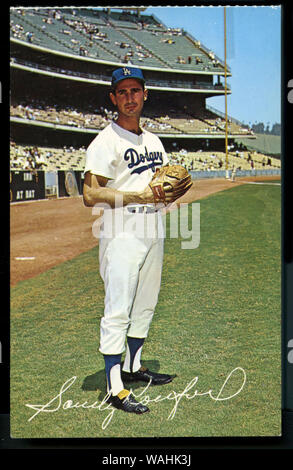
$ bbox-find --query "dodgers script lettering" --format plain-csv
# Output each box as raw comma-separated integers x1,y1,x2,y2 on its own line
124,146,163,174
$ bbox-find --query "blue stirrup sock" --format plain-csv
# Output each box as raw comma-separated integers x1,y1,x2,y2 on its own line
104,337,145,394
104,354,124,396
122,337,145,373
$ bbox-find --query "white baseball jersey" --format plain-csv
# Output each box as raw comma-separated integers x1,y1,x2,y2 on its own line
84,121,169,191
84,120,167,360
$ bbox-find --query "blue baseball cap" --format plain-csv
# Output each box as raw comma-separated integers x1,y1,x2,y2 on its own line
111,67,145,89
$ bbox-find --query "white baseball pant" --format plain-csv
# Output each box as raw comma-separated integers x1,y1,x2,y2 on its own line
98,206,165,355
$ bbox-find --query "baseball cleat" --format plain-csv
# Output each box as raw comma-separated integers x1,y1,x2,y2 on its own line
121,367,177,386
107,389,149,414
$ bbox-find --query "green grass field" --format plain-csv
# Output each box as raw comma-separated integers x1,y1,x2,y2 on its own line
10,182,281,438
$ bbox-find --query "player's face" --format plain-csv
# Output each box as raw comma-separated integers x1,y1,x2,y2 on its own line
110,78,147,119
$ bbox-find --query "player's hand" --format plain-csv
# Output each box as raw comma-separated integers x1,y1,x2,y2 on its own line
138,185,156,204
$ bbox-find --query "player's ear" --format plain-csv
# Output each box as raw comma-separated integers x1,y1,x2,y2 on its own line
143,88,148,102
109,91,117,106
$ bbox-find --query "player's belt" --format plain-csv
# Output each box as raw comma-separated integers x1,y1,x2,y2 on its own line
127,206,158,214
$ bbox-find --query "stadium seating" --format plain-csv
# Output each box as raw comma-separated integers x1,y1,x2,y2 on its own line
10,10,78,54
10,142,87,171
10,140,281,174
10,99,252,137
10,7,226,72
10,7,278,179
169,150,280,172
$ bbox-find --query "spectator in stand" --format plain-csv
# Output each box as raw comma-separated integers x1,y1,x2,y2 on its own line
26,31,33,43
35,153,48,169
25,106,35,120
24,156,35,170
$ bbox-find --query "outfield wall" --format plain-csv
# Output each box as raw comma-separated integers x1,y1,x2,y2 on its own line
190,169,281,179
10,170,46,202
10,168,281,203
10,170,84,202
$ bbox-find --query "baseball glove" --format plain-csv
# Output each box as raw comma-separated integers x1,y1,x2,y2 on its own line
149,165,192,205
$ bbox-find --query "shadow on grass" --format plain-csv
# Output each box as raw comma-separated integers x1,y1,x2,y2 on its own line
81,359,167,400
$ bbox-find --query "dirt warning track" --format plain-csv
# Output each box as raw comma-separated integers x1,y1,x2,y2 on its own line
10,175,279,286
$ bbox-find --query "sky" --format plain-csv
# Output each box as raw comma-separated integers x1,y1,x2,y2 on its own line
145,6,281,128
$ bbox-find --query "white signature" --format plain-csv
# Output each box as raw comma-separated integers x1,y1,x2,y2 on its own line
25,367,246,430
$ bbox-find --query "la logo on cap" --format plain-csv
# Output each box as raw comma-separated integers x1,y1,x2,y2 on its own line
123,68,132,76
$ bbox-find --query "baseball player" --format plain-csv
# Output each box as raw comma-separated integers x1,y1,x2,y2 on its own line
83,67,178,414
